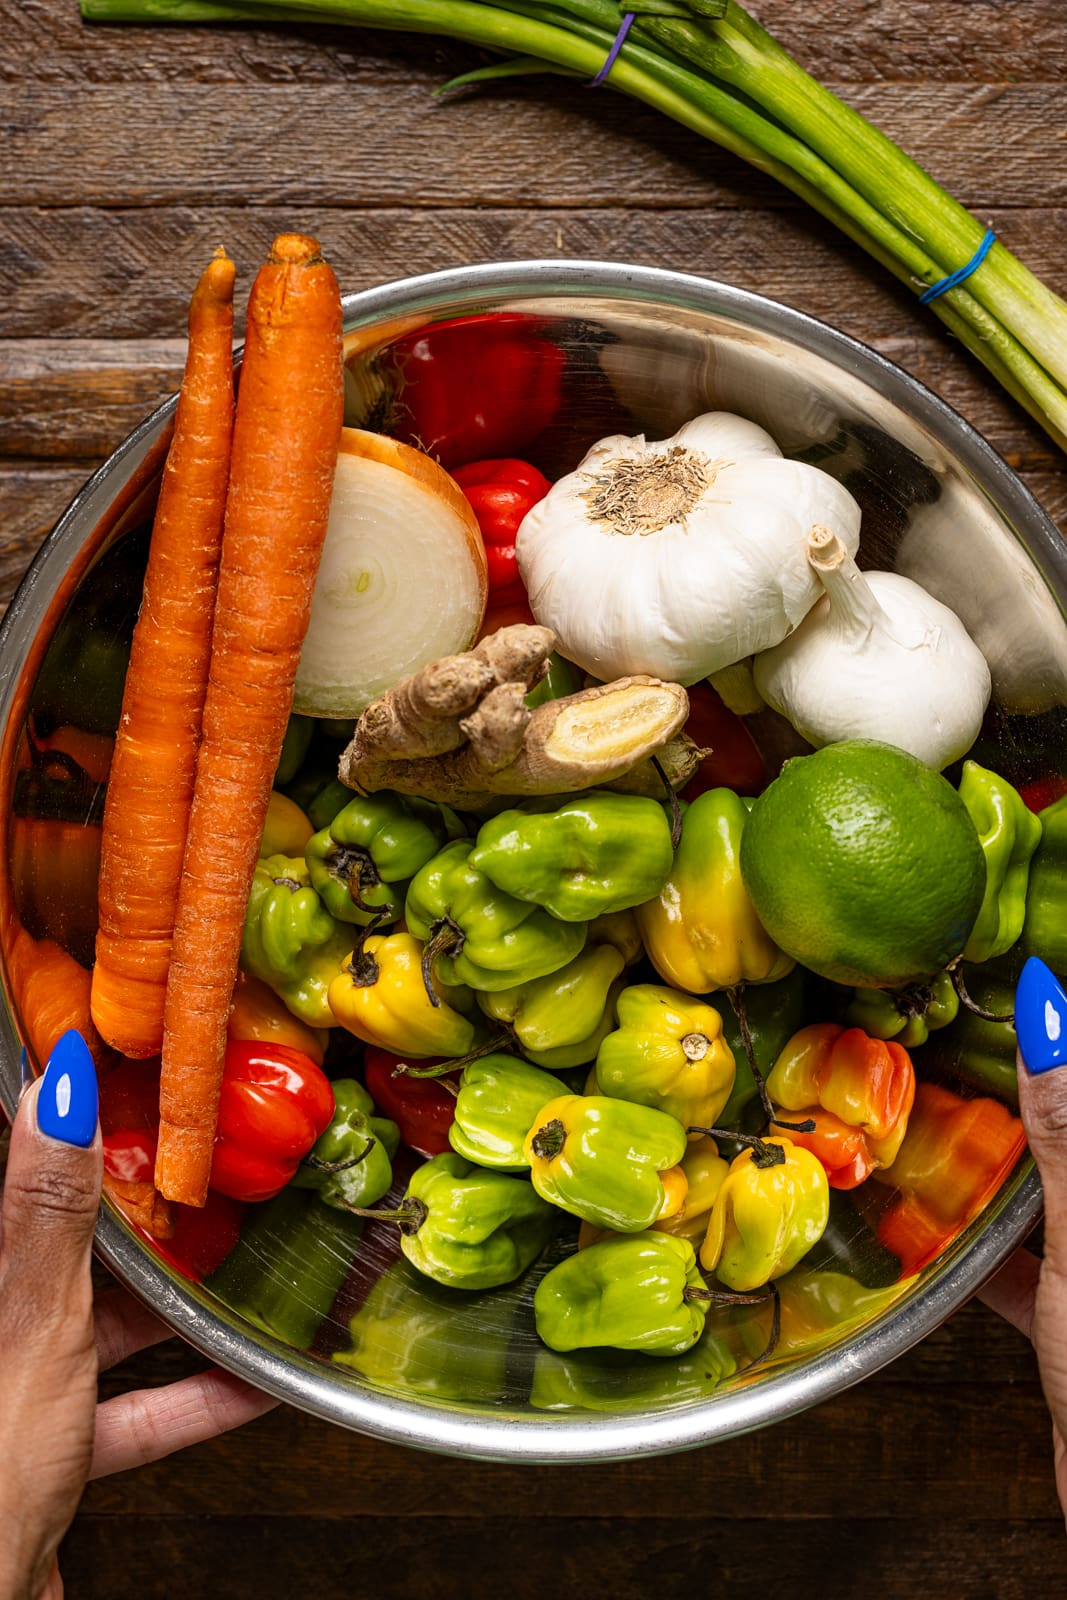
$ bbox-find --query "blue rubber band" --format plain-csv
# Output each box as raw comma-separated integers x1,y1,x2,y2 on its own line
919,228,996,305
588,12,635,85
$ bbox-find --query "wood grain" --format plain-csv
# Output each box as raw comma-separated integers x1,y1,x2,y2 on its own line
59,1513,1067,1600
5,81,1067,212
9,1,1067,85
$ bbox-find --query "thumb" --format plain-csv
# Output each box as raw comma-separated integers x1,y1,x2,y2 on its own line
1013,956,1067,1501
1016,957,1067,1254
1,1030,102,1312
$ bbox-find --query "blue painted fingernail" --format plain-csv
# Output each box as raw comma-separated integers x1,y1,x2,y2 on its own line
36,1030,98,1147
1016,956,1067,1075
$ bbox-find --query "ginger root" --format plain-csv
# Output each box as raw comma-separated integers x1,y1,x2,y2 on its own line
339,625,690,809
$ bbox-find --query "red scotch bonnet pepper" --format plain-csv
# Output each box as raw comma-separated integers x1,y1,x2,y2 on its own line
452,458,552,601
208,1039,335,1203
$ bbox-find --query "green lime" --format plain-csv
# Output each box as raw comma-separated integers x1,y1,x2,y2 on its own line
740,740,986,988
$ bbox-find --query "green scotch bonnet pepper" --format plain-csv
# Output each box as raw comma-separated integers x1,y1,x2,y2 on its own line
524,1094,688,1232
468,792,675,921
306,790,459,926
534,1232,711,1357
404,839,586,993
291,1078,400,1210
240,854,351,1027
449,1054,570,1171
358,1150,556,1291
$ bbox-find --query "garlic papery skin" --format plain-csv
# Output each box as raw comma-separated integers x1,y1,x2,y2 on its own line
752,527,992,770
514,412,861,685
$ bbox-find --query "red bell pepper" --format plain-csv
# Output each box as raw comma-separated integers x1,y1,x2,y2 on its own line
363,1046,457,1157
388,312,564,469
1019,773,1067,814
103,1127,243,1280
680,683,766,799
208,1040,335,1204
452,457,552,600
873,1082,1027,1276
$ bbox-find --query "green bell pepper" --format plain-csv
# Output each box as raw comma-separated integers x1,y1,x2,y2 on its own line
1023,792,1067,972
306,791,456,926
595,984,737,1132
959,761,1042,963
525,651,583,708
921,965,1019,1108
845,968,959,1048
524,1093,687,1232
468,792,675,922
274,713,315,788
334,1258,526,1403
207,1186,363,1350
291,1078,400,1210
534,1232,710,1357
405,839,586,993
478,944,626,1070
448,1054,569,1171
382,1151,555,1291
718,968,808,1132
240,854,351,1027
530,1311,757,1410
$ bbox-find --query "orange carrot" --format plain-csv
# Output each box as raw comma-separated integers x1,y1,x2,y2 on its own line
155,234,344,1207
91,250,236,1058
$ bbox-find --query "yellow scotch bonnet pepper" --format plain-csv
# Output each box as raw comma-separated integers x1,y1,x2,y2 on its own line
327,929,476,1059
699,1135,830,1292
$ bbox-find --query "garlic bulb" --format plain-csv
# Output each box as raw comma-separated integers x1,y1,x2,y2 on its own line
752,527,992,770
515,412,861,685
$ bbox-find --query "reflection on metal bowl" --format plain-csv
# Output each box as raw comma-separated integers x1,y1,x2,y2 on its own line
0,261,1057,1461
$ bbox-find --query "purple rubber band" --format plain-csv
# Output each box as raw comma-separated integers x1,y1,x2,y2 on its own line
588,11,635,85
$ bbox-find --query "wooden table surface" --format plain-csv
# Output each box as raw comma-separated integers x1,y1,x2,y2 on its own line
4,1,1067,1593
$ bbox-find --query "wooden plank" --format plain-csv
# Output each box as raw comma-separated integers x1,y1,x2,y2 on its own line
59,1514,1067,1596
0,466,93,612
3,82,1065,211
11,0,1067,87
5,204,1066,345
0,339,183,460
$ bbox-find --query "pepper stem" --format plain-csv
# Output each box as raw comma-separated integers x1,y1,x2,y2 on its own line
947,957,1015,1024
331,842,394,917
726,985,815,1137
687,1125,786,1168
652,754,683,851
344,911,390,988
337,1195,428,1237
301,1139,376,1174
683,1283,777,1307
420,916,464,1009
530,1117,566,1161
394,1030,513,1079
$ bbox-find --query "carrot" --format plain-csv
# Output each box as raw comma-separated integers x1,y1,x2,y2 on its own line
155,233,344,1208
91,249,236,1059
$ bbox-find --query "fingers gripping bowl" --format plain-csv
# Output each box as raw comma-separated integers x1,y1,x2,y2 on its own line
0,261,1059,1460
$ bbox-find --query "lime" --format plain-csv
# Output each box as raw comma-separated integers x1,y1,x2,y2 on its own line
740,740,986,988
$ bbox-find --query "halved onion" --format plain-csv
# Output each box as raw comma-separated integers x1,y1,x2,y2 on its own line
294,429,488,718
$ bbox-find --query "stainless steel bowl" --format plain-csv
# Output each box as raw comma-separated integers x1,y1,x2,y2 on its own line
0,260,1058,1461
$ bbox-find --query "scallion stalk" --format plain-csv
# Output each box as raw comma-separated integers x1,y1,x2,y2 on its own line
80,0,1067,448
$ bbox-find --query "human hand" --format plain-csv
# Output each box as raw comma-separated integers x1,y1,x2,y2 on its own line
0,1031,277,1600
978,956,1067,1521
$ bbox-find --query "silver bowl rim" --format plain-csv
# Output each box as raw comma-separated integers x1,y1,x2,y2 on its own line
0,257,1048,1461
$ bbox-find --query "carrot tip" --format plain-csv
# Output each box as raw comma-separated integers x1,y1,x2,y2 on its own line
269,233,323,267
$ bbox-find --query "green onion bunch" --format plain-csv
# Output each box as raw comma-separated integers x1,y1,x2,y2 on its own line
81,0,1067,449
